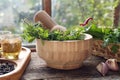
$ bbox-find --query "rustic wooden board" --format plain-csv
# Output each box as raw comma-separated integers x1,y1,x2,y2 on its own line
0,47,31,80
21,53,120,80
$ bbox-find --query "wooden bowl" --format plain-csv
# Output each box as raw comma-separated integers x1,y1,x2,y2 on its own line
36,34,93,70
0,47,31,80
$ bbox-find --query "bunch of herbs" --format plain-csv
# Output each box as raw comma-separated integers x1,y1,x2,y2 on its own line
85,24,120,54
21,22,85,42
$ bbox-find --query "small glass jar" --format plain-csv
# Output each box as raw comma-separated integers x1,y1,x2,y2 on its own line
0,31,11,47
1,34,22,60
0,31,11,57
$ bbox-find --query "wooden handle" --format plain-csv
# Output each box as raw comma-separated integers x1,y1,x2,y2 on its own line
33,10,57,29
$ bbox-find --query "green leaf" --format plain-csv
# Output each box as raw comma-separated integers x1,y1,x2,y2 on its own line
111,44,119,54
21,21,86,42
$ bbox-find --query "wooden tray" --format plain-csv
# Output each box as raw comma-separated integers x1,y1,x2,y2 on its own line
0,47,31,80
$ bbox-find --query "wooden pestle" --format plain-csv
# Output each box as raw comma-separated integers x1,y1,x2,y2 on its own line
33,10,66,31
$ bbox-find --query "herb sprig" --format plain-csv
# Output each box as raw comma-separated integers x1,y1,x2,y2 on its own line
85,24,120,54
85,24,112,40
22,22,85,42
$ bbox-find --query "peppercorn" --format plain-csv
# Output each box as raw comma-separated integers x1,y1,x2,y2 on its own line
0,62,15,75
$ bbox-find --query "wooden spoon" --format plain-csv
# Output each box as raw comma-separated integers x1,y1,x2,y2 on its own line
33,10,66,31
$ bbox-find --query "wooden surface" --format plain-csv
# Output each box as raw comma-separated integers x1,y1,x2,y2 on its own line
42,0,51,16
21,52,120,80
0,47,31,80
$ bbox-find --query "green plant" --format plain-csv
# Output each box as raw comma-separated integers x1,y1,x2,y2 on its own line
85,23,120,54
21,22,85,42
85,24,112,40
102,28,120,53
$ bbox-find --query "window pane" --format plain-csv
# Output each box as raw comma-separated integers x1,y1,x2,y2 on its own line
52,0,115,28
0,0,42,34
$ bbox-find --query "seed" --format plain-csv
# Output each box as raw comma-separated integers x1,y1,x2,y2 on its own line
0,62,15,75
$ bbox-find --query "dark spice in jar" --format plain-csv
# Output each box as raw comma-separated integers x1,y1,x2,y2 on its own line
0,62,15,75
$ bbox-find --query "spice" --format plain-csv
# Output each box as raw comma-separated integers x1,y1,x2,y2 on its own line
80,18,93,26
96,59,119,76
0,62,15,75
96,62,109,76
105,59,119,71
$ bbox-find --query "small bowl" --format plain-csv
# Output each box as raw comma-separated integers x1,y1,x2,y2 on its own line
36,34,93,70
0,59,16,77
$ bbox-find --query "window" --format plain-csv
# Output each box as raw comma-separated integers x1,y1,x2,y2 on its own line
52,0,119,28
0,0,42,34
0,0,120,48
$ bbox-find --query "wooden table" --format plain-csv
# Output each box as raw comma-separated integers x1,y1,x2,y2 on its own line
21,52,120,80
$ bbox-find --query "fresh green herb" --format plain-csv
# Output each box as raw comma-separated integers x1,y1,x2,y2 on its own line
80,17,120,54
85,24,112,40
102,28,120,53
111,44,119,53
21,22,49,42
22,22,85,42
85,23,120,54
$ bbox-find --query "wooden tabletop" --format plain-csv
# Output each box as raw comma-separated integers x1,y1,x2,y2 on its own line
21,52,120,80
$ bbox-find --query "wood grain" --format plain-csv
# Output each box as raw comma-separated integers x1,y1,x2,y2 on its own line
36,34,93,70
42,0,51,16
0,47,31,80
34,10,57,29
21,52,120,80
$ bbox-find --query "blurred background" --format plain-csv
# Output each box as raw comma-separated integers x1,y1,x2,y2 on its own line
0,0,120,44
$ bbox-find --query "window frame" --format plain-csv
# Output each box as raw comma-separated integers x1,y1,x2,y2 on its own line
25,0,120,51
23,0,51,51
